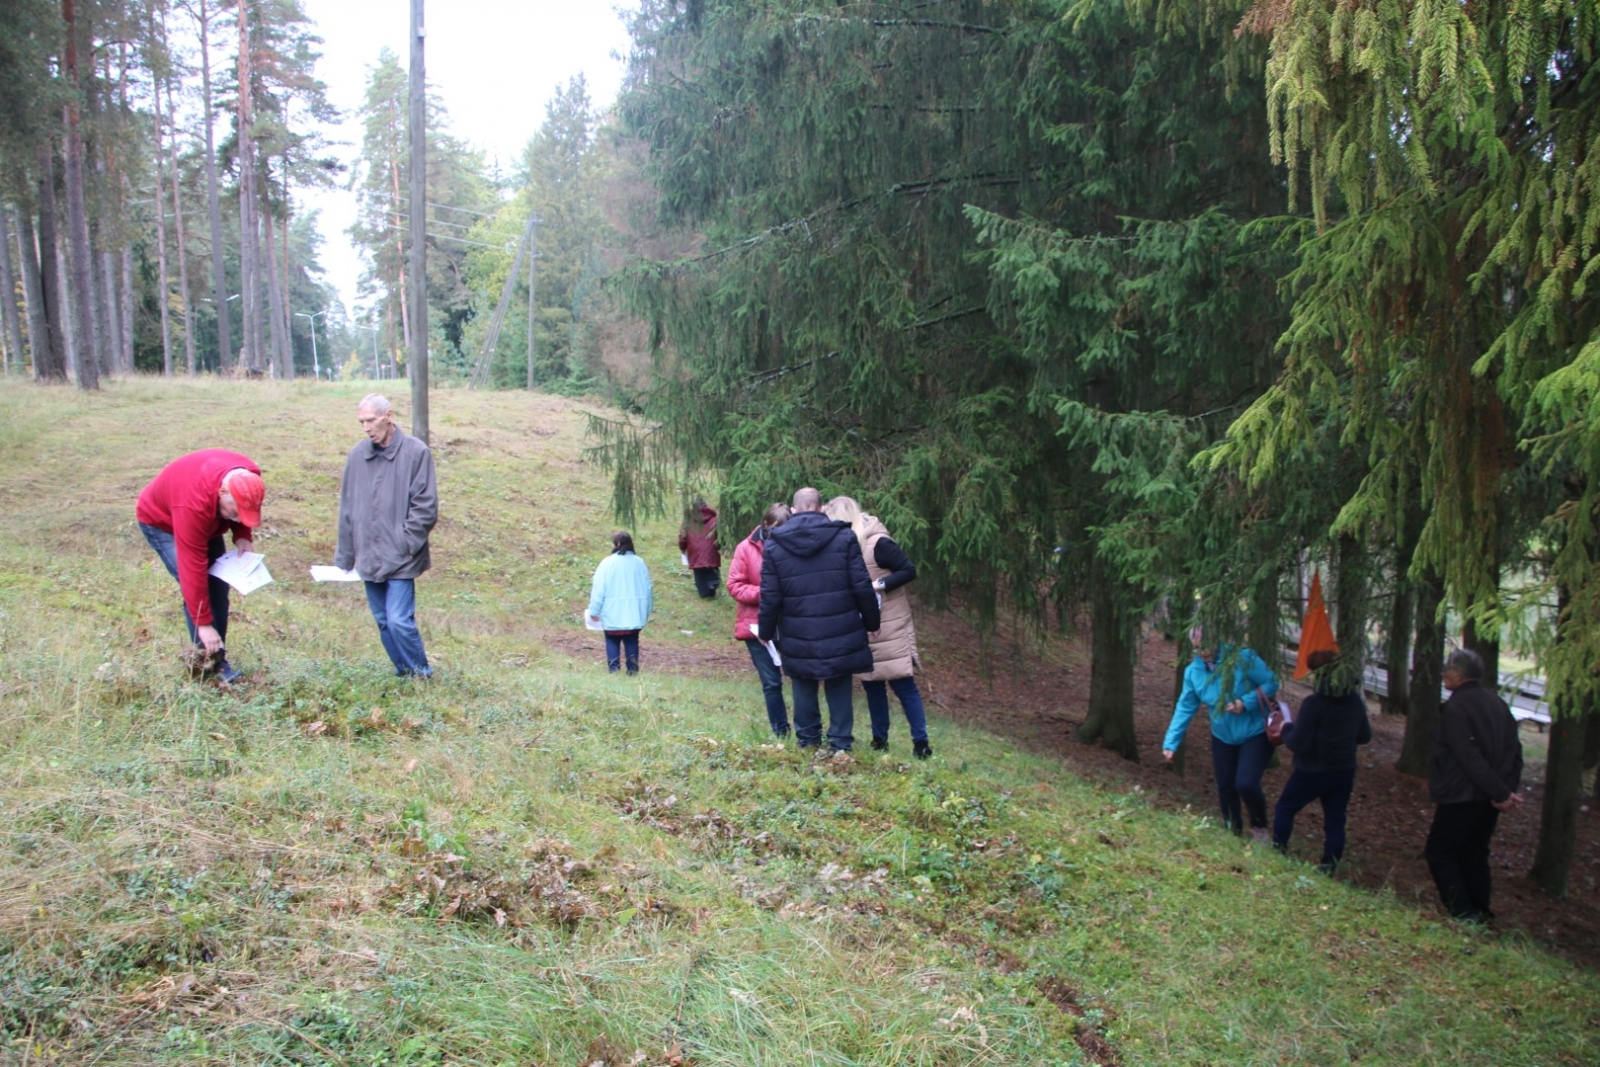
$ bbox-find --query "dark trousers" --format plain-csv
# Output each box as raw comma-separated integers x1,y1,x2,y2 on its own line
692,567,720,598
605,631,640,674
1272,766,1356,866
791,674,854,751
744,639,789,735
1425,801,1500,917
863,676,929,743
1211,733,1274,831
140,522,230,654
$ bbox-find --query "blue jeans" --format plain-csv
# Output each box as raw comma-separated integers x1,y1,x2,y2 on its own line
744,639,789,735
1272,766,1356,866
863,676,928,743
1210,732,1274,831
791,674,854,751
140,522,230,655
606,631,640,674
364,579,430,677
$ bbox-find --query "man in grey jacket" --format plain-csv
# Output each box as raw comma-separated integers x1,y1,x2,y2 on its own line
1424,648,1524,922
336,394,438,677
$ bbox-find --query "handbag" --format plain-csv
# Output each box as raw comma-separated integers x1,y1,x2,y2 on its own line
1260,686,1290,746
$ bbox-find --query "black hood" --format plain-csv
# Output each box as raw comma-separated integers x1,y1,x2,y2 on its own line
768,510,851,559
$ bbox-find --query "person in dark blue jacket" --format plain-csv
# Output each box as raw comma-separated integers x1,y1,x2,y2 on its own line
756,486,881,754
1271,650,1372,870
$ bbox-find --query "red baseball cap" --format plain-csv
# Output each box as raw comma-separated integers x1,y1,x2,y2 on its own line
225,469,265,527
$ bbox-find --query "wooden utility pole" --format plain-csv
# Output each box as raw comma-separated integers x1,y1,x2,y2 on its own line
408,0,429,442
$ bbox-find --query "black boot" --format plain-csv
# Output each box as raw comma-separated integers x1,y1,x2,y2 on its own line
870,736,888,751
913,740,932,759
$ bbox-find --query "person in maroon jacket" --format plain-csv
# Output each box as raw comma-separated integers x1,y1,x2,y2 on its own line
678,497,722,598
136,449,264,683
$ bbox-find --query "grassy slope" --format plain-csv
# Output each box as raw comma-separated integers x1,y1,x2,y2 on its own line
0,378,1593,1067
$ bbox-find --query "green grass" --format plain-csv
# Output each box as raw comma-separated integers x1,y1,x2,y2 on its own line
0,377,1594,1065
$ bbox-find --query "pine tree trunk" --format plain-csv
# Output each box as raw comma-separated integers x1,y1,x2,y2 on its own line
1333,532,1366,677
26,157,68,381
98,246,120,377
0,206,24,375
153,9,197,377
1383,490,1420,716
197,0,231,371
1397,566,1445,776
120,245,133,372
389,149,412,358
152,77,175,377
236,0,262,373
1075,576,1141,761
56,233,77,378
61,0,99,390
260,197,292,379
16,207,51,377
1531,688,1586,896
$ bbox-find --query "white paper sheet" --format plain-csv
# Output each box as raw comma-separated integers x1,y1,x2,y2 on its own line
310,565,365,583
585,615,604,631
765,640,781,667
209,551,274,595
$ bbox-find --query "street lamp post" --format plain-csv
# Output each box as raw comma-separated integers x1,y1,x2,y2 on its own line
294,309,328,379
354,322,380,380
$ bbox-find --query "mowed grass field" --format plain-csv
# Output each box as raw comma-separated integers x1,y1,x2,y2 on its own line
0,377,1595,1066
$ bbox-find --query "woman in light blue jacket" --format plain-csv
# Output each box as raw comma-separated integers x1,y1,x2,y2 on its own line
586,530,654,674
1161,627,1280,838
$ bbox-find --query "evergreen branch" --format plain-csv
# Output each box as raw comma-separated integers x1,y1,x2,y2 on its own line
679,168,1057,267
909,305,986,329
794,14,1003,35
746,350,841,385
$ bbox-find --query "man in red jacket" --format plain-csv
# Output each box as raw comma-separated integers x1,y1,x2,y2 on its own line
137,449,264,683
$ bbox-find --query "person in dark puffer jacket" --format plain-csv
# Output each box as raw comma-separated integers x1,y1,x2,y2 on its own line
756,487,881,754
1271,650,1372,870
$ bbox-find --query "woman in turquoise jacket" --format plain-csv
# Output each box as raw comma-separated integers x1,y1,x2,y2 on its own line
586,530,654,674
1161,627,1280,838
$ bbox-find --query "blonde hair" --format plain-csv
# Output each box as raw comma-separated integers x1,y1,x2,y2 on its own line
823,495,869,546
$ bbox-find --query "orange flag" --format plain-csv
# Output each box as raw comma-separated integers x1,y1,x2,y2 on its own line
1294,571,1339,679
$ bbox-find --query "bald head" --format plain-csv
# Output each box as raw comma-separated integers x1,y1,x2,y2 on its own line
792,487,822,512
358,393,396,447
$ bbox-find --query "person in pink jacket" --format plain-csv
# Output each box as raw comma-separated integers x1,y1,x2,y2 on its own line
727,502,790,737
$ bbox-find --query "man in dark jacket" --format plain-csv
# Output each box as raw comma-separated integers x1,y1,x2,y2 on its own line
1424,648,1524,922
336,394,439,678
756,487,881,754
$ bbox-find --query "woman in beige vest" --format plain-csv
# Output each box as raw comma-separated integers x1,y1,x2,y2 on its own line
824,496,931,759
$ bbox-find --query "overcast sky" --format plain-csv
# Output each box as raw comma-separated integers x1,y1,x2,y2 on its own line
296,0,636,321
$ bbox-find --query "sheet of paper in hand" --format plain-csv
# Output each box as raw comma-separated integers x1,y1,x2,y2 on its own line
209,551,274,595
309,566,364,582
585,615,604,631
